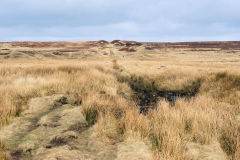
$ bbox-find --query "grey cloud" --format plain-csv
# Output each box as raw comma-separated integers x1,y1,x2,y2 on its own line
0,0,240,41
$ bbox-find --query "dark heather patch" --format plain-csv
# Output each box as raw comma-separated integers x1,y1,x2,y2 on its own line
51,96,68,110
57,96,68,105
48,124,61,128
47,134,78,148
49,137,68,147
43,116,61,128
45,145,52,149
10,149,23,160
27,117,40,131
51,115,61,123
67,122,90,133
51,102,62,110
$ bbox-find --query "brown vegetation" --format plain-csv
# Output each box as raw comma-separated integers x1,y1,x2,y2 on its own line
0,40,239,159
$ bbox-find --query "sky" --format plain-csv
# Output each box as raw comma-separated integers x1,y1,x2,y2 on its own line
0,0,240,42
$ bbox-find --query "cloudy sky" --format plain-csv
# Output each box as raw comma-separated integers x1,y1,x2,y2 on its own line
0,0,240,42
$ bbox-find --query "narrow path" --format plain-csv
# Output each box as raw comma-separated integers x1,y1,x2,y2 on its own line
0,95,117,160
0,95,152,160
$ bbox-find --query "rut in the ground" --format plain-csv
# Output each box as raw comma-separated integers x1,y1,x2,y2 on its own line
0,95,152,160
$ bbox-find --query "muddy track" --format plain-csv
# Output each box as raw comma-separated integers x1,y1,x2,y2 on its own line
0,95,152,160
0,95,117,160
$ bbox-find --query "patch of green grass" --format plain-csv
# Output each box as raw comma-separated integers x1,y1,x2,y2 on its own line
84,109,98,126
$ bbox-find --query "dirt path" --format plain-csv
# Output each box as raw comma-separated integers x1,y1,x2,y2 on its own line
0,95,152,160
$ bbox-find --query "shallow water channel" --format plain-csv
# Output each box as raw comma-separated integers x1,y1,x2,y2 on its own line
139,91,185,113
116,74,201,113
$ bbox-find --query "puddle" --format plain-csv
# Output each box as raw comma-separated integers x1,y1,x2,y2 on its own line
138,91,191,113
139,90,193,113
117,74,201,113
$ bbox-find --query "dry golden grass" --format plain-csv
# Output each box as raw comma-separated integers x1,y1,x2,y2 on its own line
0,140,7,160
0,43,239,160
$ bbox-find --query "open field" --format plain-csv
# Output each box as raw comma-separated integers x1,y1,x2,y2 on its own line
0,41,240,160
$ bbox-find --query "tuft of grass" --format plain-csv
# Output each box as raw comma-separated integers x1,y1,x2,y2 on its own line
0,140,8,160
112,59,120,70
220,118,240,160
84,109,98,126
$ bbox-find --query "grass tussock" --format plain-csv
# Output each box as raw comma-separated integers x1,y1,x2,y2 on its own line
201,72,240,112
0,60,239,160
220,118,240,160
0,140,9,160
